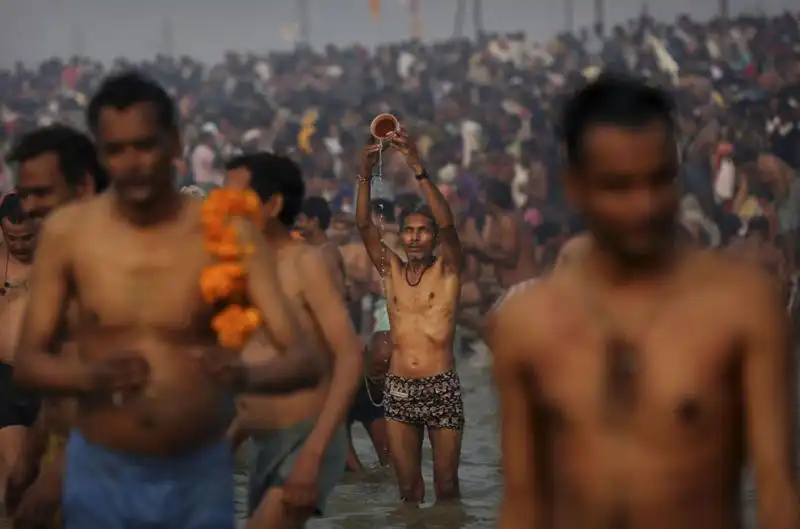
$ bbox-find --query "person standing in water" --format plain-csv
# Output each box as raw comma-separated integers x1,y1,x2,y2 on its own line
295,196,347,296
13,72,325,529
225,152,363,529
2,125,109,528
0,193,37,494
487,74,798,529
356,129,464,503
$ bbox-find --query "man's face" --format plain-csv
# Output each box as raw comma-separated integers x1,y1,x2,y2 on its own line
328,217,352,244
16,151,82,224
95,102,178,207
294,213,318,238
567,122,679,263
2,218,36,263
400,213,436,261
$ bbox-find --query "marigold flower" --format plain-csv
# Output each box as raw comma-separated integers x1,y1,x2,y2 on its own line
200,188,264,348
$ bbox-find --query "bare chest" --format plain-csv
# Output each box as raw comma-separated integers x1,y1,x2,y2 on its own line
532,309,740,438
72,231,213,334
387,263,452,307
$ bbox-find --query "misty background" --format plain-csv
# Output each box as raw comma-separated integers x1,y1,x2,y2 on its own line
1,0,796,67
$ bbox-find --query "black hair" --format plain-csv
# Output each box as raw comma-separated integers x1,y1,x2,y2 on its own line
370,198,396,223
484,178,514,210
0,193,30,225
226,152,305,227
6,125,109,192
560,73,676,168
301,196,332,230
398,202,438,235
394,192,418,212
87,70,178,135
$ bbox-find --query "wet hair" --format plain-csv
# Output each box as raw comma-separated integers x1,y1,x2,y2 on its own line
6,125,109,192
87,70,178,135
394,192,418,212
226,152,305,227
370,198,396,223
398,202,438,235
301,196,332,230
747,216,770,238
0,194,30,225
560,73,675,168
484,178,514,210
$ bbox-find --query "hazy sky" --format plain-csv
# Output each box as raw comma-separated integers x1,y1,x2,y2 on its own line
1,0,796,66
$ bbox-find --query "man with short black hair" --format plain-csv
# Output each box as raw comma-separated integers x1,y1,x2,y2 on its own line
489,74,797,529
8,124,108,224
226,152,362,529
0,193,37,497
296,196,346,295
4,126,107,527
356,130,465,503
14,72,323,529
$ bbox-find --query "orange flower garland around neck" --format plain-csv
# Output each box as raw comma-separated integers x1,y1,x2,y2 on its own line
199,188,264,349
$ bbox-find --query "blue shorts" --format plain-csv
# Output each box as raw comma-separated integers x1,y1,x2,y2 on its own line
63,430,235,529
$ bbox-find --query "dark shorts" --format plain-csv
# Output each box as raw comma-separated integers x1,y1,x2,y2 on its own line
384,370,464,430
0,362,39,428
63,430,235,529
247,419,347,516
348,377,385,425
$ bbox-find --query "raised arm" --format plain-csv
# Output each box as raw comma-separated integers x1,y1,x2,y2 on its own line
739,267,799,529
355,143,397,276
235,218,324,393
485,293,546,529
298,247,363,455
14,206,87,393
391,130,464,273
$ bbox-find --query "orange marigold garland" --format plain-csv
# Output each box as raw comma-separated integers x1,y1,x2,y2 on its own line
200,188,263,349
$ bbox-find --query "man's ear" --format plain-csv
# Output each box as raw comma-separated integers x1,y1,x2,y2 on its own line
264,194,284,221
78,172,95,198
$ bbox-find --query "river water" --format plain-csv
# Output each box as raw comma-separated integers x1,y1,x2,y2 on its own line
235,357,502,529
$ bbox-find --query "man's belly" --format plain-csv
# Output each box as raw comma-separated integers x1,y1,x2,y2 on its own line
236,385,328,433
550,435,741,529
388,338,455,379
75,348,233,456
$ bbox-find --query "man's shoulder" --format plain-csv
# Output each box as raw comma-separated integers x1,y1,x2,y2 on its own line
40,196,105,239
486,276,555,338
686,249,781,315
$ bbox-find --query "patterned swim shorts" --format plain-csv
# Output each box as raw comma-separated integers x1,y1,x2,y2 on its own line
384,370,464,430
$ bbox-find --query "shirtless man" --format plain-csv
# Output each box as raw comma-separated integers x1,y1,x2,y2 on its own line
487,75,798,529
356,129,464,502
0,194,37,493
4,124,109,527
225,152,362,529
295,196,346,295
554,232,591,270
13,72,324,529
463,178,537,291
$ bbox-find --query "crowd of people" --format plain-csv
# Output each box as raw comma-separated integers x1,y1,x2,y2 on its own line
0,7,795,529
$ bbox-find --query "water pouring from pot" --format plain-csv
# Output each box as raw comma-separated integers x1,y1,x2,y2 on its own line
370,113,400,142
